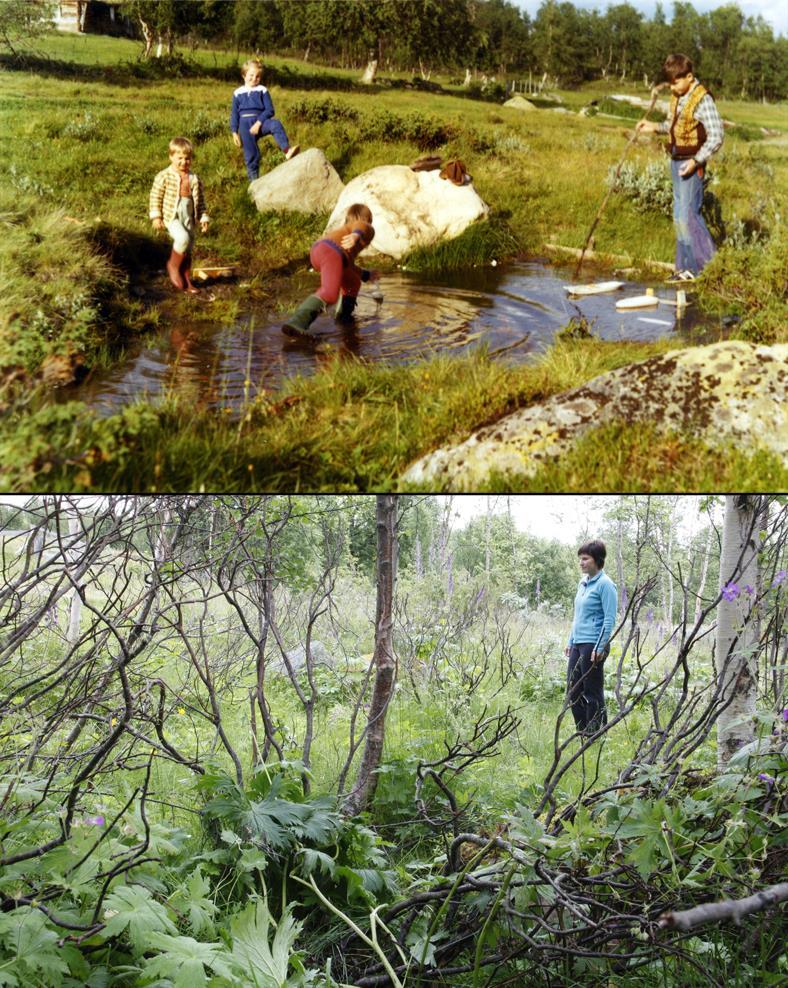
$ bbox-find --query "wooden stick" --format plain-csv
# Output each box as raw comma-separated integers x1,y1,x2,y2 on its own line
658,882,788,932
573,85,667,280
544,243,673,272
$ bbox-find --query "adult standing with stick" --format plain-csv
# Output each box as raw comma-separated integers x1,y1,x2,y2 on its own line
637,53,724,284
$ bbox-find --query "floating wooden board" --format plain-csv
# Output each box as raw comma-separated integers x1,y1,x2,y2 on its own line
192,266,237,280
616,294,659,310
563,281,624,296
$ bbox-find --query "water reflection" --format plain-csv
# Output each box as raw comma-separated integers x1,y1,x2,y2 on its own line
65,260,723,413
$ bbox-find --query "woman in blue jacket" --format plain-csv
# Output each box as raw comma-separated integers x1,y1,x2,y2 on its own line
565,540,618,737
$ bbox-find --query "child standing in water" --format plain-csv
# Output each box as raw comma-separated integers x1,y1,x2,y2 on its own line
231,58,299,181
149,137,210,294
282,204,380,338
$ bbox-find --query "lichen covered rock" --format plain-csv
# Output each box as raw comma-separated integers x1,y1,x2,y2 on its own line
402,341,787,490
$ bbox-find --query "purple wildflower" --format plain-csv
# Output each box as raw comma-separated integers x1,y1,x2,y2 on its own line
721,582,740,601
772,570,786,588
743,585,755,596
758,773,775,788
84,815,105,826
782,708,788,723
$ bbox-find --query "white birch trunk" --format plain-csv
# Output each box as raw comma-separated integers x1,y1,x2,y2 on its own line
715,495,759,770
66,515,82,644
694,525,714,625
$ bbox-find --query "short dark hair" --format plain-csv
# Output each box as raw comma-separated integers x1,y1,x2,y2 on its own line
663,53,693,82
578,540,606,568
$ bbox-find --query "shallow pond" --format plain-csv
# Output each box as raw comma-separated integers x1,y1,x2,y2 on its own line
66,259,724,412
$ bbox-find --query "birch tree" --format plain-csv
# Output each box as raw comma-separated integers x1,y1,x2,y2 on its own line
714,494,761,769
343,494,398,816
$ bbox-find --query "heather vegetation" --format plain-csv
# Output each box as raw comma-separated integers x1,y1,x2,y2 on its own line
0,494,785,987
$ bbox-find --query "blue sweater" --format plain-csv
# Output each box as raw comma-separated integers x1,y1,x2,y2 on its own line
230,84,275,133
568,570,618,651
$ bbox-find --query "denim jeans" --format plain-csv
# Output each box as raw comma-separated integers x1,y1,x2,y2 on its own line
671,159,716,275
567,643,607,735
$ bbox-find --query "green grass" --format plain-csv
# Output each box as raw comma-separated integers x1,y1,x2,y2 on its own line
3,336,785,493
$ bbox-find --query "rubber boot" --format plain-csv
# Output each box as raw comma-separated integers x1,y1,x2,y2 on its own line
282,294,325,337
334,294,357,322
180,254,200,295
166,249,185,291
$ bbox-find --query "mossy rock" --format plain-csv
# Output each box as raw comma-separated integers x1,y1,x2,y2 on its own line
402,341,788,490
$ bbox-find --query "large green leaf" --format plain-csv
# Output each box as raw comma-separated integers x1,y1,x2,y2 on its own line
0,907,70,984
230,899,302,988
169,866,218,937
101,885,177,953
142,932,234,988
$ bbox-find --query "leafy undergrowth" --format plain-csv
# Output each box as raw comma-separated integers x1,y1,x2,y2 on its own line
0,749,784,986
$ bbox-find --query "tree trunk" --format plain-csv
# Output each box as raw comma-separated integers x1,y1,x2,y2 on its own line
616,501,625,614
715,495,760,770
485,496,492,578
66,515,82,644
343,495,398,816
693,524,714,625
361,57,378,84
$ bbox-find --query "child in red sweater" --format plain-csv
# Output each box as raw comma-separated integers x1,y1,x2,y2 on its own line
282,204,380,337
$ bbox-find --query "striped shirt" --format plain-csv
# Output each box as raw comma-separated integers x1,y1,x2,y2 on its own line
149,166,209,225
657,82,724,164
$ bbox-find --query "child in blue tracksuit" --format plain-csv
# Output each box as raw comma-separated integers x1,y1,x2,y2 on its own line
230,59,299,181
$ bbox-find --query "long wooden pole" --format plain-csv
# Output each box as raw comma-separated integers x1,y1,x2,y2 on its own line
573,85,668,280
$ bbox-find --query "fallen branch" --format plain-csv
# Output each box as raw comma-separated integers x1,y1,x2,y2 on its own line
658,882,788,931
543,243,674,272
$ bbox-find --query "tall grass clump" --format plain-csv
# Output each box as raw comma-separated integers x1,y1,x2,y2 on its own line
696,232,788,343
404,218,520,273
0,187,132,378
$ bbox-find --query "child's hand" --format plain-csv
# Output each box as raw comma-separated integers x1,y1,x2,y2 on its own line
636,121,658,135
152,218,164,232
232,133,242,148
249,121,262,136
340,232,358,250
200,220,210,233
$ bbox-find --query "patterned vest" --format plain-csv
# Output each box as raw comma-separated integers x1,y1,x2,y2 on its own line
668,83,709,159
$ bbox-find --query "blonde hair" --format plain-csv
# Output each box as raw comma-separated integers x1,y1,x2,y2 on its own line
169,136,193,155
242,58,263,76
344,203,373,225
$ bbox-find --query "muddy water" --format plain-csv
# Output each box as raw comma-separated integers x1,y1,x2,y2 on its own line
66,260,722,413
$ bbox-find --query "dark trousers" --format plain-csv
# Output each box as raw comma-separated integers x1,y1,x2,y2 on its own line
567,643,607,734
239,116,290,180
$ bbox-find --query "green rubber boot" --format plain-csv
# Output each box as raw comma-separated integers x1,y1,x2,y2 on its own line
334,294,357,322
282,295,325,337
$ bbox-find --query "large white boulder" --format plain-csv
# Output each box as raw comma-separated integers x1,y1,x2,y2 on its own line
249,148,344,214
401,341,788,490
324,165,489,260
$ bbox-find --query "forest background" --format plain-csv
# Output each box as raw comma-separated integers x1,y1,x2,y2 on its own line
63,0,788,101
0,493,785,987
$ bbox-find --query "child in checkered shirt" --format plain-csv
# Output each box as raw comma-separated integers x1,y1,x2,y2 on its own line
149,137,210,294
